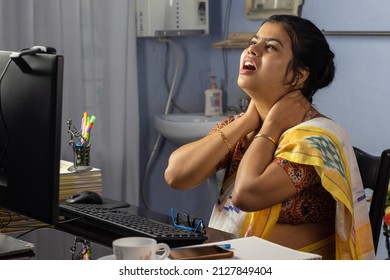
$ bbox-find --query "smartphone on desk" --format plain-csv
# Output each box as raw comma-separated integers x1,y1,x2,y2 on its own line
170,245,234,260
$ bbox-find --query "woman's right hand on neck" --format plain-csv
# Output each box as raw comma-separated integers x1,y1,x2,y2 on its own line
262,90,311,136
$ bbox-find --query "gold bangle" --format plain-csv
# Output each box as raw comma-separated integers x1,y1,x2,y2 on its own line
217,129,233,152
254,133,277,145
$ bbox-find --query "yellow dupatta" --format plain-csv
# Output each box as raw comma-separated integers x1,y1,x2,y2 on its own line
240,118,375,260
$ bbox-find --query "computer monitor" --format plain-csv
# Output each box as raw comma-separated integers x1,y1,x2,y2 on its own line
0,47,63,225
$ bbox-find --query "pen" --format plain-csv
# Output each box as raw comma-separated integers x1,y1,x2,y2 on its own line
170,243,232,251
86,115,96,132
82,112,88,135
218,244,231,249
81,112,88,145
84,115,95,143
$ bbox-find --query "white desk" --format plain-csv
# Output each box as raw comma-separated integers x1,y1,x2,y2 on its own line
179,236,321,260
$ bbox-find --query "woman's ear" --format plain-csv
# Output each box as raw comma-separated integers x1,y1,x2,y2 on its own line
295,67,309,87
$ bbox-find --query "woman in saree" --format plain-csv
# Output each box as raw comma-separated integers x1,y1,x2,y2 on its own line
164,15,375,260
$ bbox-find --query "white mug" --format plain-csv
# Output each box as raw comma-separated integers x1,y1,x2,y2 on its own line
112,237,170,260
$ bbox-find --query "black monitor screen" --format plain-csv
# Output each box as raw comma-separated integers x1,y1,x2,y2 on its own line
0,48,63,225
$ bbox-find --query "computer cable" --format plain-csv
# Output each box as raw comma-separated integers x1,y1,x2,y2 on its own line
0,209,12,231
13,216,84,239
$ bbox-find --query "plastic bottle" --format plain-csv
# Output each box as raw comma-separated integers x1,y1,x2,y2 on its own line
204,76,223,116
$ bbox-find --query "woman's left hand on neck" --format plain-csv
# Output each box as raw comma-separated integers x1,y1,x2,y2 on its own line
260,90,312,138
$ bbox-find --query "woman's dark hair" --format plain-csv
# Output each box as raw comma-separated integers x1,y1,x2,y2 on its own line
263,15,335,102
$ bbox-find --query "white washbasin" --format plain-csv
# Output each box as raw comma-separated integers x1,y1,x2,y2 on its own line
154,113,226,145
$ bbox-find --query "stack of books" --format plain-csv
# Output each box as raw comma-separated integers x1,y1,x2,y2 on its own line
59,160,102,202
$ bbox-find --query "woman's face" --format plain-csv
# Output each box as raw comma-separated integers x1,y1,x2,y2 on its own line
237,22,294,102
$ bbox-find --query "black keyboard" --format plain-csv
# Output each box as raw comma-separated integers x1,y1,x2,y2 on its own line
58,202,207,248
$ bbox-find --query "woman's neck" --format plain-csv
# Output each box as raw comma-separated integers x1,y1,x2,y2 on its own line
250,85,305,121
252,99,272,122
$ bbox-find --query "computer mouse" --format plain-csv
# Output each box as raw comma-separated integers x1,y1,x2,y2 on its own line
66,191,103,204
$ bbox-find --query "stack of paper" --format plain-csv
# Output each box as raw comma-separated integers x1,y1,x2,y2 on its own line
59,160,102,201
178,236,322,260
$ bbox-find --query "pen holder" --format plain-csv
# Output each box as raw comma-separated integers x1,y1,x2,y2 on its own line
68,143,92,173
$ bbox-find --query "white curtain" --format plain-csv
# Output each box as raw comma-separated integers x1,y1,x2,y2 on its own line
0,0,139,204
0,0,140,258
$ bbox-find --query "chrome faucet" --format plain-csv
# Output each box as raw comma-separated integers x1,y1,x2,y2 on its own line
238,98,249,112
226,98,250,114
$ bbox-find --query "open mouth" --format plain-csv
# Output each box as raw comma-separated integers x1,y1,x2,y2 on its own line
243,60,256,71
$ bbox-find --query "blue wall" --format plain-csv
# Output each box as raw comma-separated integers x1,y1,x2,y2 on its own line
137,0,390,258
136,0,223,219
301,1,390,155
